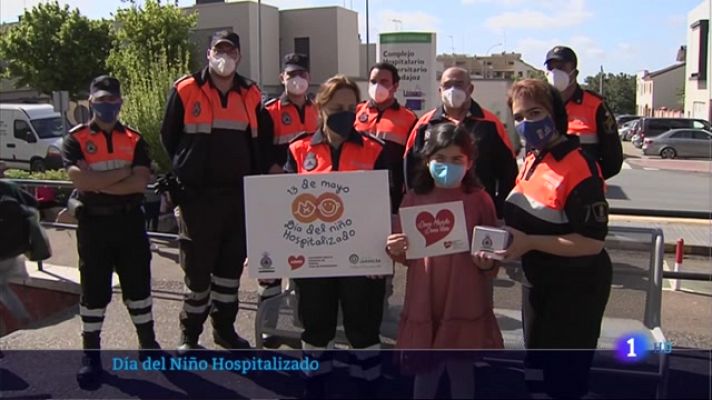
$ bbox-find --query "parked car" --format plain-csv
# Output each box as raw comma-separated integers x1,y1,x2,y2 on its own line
618,119,640,141
632,133,643,148
632,117,710,143
616,114,641,126
642,128,712,159
0,104,66,172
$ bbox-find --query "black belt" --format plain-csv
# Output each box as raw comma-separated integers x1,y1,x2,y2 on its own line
82,203,142,217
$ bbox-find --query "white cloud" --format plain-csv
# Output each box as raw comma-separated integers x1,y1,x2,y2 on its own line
484,0,592,31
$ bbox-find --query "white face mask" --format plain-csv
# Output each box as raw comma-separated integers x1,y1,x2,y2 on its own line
547,68,572,92
368,83,391,104
209,53,237,77
441,87,468,109
285,76,309,96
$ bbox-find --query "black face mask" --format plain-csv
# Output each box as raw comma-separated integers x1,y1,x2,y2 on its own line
325,111,356,139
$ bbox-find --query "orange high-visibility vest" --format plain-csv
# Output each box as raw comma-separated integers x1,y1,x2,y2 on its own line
289,132,383,173
507,149,600,225
265,97,319,145
566,91,601,145
354,101,417,146
176,76,261,138
73,125,140,171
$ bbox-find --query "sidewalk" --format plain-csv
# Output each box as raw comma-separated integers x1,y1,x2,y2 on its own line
609,215,711,254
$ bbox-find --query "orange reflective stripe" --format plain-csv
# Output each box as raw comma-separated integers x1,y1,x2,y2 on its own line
506,189,569,224
213,119,249,130
176,76,261,137
578,135,599,144
74,126,140,171
183,123,212,134
374,131,407,145
355,102,416,146
267,100,318,144
289,134,383,174
508,151,596,224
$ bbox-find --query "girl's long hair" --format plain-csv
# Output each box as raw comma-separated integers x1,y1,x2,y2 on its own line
412,122,482,194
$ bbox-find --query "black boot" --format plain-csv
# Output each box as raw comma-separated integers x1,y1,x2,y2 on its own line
137,322,161,361
137,322,161,349
76,332,102,389
177,332,205,354
213,328,251,350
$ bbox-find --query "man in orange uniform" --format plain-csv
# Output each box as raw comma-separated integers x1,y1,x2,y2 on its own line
257,53,318,347
544,46,623,179
160,31,263,351
354,62,417,212
63,76,159,387
260,53,318,174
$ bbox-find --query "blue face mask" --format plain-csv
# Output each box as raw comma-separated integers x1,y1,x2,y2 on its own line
515,116,556,150
91,101,122,123
428,161,467,188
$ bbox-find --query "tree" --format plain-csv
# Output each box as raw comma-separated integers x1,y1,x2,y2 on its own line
0,2,113,98
119,50,190,171
108,0,197,172
582,72,636,115
108,0,197,84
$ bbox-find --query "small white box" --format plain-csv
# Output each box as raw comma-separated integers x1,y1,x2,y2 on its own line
471,226,510,260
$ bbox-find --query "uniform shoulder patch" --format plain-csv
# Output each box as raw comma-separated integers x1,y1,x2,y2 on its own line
264,97,278,107
590,201,609,223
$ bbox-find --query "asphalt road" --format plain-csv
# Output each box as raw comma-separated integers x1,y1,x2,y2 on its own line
605,142,712,216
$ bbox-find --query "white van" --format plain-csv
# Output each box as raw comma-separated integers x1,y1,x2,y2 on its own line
0,104,66,171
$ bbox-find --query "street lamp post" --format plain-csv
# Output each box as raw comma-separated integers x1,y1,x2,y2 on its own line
257,0,262,88
366,0,370,72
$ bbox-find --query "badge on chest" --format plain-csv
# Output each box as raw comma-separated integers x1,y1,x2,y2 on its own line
303,152,318,171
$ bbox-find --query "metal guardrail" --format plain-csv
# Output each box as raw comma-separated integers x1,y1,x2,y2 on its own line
7,179,710,285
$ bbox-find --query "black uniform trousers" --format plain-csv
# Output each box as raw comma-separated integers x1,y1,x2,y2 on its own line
77,208,153,346
522,251,613,398
296,276,385,348
178,189,246,339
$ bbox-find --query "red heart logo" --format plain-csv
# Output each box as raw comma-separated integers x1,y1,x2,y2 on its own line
444,241,453,249
415,210,455,247
288,255,306,270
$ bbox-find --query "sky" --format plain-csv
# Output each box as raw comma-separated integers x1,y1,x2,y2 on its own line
0,0,704,79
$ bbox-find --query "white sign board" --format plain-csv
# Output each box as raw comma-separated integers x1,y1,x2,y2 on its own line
399,201,469,259
244,171,393,279
378,32,438,115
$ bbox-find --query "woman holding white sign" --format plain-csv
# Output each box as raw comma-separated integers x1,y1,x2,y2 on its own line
284,74,392,397
386,122,504,399
502,79,612,399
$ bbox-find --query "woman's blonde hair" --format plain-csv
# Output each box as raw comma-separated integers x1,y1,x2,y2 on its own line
314,74,361,112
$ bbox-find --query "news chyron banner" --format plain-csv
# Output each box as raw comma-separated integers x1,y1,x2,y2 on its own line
378,32,438,116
